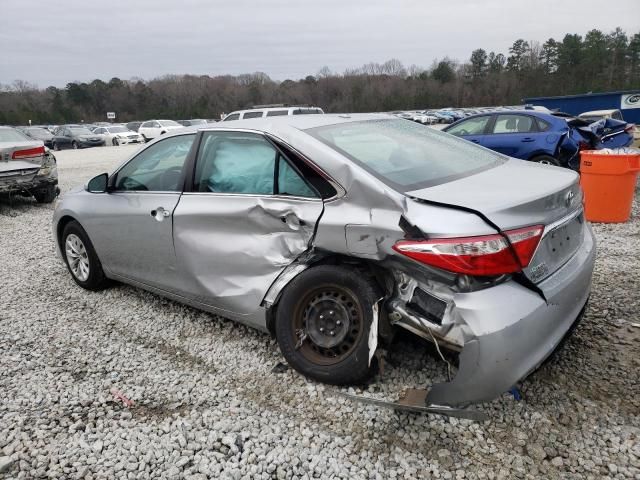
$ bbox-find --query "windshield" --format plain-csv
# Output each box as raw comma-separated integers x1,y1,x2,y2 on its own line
308,119,504,191
109,126,129,133
0,128,31,142
159,120,181,127
70,127,94,135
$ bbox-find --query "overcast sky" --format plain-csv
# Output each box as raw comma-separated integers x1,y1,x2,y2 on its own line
2,0,639,87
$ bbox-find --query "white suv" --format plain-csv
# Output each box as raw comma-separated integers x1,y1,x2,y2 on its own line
138,120,183,141
222,106,324,121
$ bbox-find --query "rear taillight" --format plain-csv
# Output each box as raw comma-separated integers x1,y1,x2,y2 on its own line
12,146,45,159
393,225,544,276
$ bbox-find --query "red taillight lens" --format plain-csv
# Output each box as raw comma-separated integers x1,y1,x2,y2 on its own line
393,225,544,276
12,146,45,159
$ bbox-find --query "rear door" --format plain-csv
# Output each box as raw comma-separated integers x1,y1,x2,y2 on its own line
172,130,324,320
482,113,546,158
444,115,492,147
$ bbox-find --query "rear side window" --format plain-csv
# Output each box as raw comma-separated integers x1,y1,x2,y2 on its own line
308,119,503,191
612,110,623,120
266,110,289,117
242,111,264,119
194,132,321,198
493,114,536,134
536,118,552,132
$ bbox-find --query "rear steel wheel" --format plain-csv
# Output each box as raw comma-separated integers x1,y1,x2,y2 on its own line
275,265,377,385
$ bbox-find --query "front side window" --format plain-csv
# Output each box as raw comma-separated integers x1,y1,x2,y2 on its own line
223,113,240,121
492,114,536,134
446,116,490,136
114,134,195,192
309,119,504,191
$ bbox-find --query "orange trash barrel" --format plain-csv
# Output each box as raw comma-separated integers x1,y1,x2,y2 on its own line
580,150,640,223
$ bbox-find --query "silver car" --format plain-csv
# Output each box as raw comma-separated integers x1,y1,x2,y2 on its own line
1,126,58,203
53,114,595,410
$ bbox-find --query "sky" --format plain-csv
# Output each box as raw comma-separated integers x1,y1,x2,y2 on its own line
2,0,639,88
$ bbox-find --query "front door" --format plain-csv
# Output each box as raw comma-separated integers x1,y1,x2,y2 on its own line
173,130,324,321
482,113,544,158
445,115,492,147
81,133,196,292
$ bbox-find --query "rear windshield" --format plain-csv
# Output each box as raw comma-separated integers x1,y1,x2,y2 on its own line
0,129,30,142
308,119,504,191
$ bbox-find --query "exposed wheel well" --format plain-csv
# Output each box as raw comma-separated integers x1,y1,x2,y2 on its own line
265,254,392,337
56,215,78,251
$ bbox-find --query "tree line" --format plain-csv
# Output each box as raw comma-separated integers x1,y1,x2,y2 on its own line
1,28,638,125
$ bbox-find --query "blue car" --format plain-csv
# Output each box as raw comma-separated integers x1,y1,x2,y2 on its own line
443,110,634,169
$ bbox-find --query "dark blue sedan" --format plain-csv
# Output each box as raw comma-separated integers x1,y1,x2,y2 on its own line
443,110,634,169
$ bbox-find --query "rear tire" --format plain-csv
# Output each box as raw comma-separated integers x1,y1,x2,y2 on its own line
61,221,110,291
53,142,59,151
275,265,378,385
112,137,119,146
532,154,561,167
71,141,78,149
33,185,57,204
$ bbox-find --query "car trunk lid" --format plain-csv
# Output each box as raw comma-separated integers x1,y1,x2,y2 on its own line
405,159,585,283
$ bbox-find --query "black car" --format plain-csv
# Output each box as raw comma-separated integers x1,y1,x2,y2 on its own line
51,126,105,150
125,121,142,132
21,127,54,148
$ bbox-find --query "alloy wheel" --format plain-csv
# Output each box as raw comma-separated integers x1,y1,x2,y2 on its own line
65,234,90,281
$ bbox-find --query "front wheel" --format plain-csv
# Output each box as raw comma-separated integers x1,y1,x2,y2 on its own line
71,141,78,149
53,142,60,151
61,221,110,291
112,137,119,146
275,265,378,385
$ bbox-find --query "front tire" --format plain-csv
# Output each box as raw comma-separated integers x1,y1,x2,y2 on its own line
53,142,60,151
112,137,119,146
275,265,378,385
61,221,109,291
71,141,78,149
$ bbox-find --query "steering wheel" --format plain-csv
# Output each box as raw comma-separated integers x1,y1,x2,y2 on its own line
160,166,183,191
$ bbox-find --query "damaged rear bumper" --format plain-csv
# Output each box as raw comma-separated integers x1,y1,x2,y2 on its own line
426,223,595,406
0,167,58,194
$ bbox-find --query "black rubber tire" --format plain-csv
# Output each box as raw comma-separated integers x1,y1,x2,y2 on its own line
61,221,110,291
112,137,119,146
532,154,561,167
53,142,59,151
33,185,57,203
142,134,149,143
71,141,78,150
275,265,377,385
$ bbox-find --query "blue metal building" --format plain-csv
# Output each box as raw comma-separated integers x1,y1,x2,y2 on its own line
524,90,640,124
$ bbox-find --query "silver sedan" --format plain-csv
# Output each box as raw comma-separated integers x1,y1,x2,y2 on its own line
53,114,595,412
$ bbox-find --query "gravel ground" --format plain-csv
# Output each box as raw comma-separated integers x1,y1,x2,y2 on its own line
1,145,639,479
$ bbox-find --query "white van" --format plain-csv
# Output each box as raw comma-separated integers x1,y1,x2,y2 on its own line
222,106,324,121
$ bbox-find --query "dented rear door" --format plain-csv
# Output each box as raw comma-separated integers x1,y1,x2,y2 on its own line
172,130,323,320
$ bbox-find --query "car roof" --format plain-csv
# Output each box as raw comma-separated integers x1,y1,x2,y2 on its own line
198,113,390,134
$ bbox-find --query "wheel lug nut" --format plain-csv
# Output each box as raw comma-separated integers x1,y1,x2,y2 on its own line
319,327,324,333
336,320,342,326
329,310,334,315
330,331,335,336
319,314,324,319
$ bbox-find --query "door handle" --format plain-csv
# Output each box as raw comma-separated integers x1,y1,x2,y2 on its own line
521,137,535,142
151,207,171,221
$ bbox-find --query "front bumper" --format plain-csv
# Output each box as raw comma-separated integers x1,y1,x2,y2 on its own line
425,223,596,407
78,140,105,148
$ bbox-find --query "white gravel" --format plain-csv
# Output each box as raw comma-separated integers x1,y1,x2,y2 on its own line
1,145,639,479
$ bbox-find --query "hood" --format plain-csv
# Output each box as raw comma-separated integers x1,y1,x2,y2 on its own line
405,159,581,230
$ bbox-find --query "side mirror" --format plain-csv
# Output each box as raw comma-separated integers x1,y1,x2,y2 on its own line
87,173,109,193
